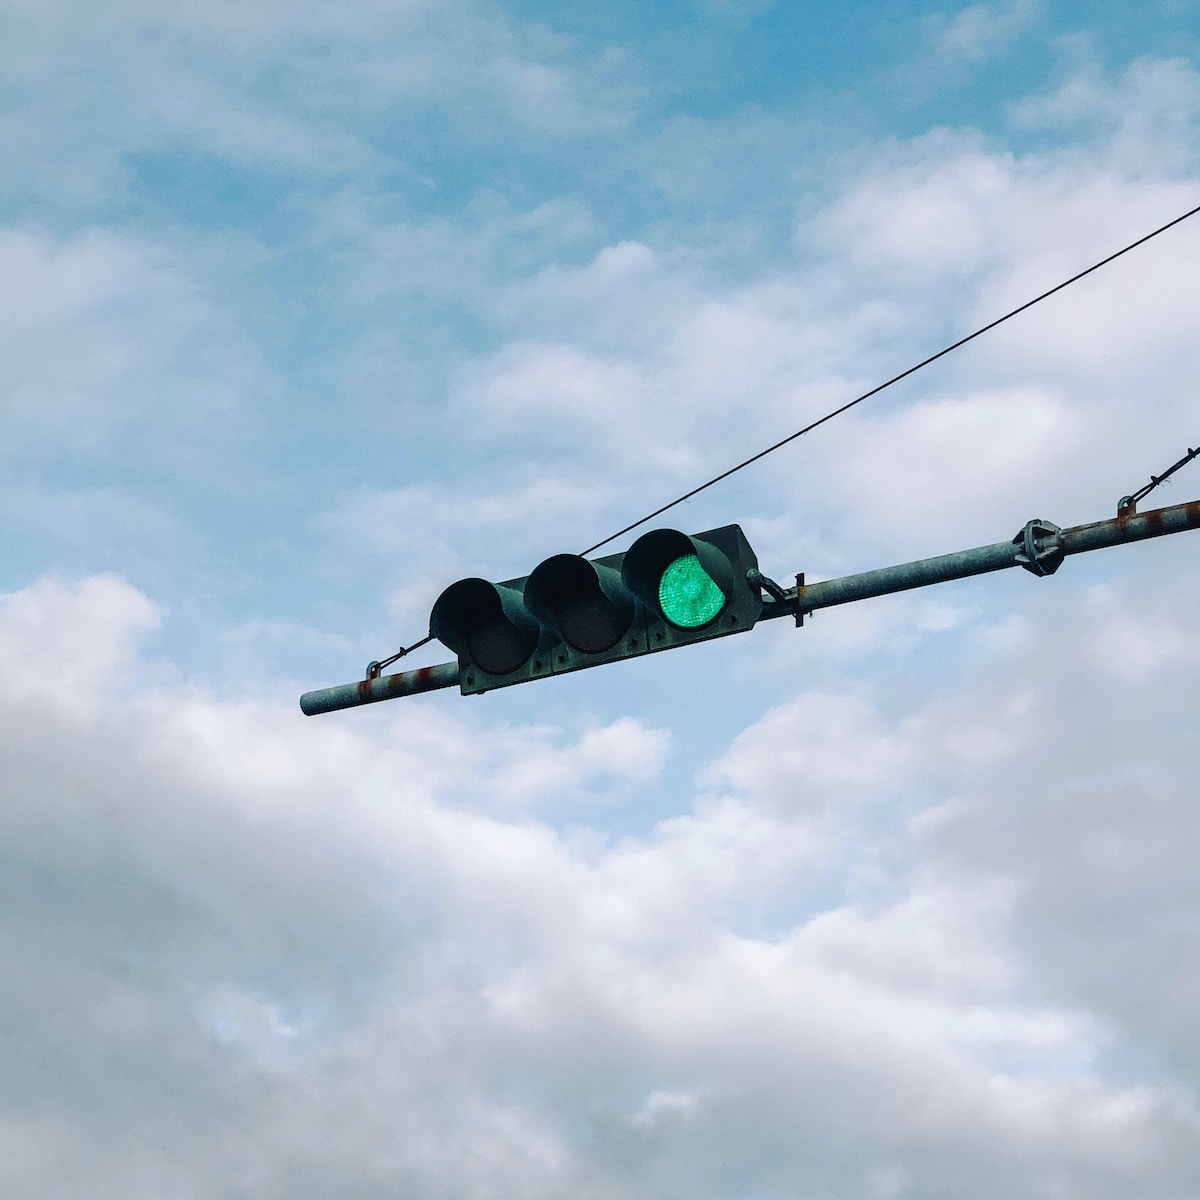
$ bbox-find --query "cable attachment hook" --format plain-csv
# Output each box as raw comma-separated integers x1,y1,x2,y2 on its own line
364,634,434,681
746,568,788,603
1117,444,1199,516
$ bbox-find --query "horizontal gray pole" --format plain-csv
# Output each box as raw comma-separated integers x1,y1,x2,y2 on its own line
302,498,1200,713
300,661,460,715
783,497,1200,616
1060,499,1200,554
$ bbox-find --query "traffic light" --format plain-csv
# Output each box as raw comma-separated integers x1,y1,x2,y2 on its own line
430,524,764,694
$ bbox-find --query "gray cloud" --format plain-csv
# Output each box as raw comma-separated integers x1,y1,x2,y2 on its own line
5,535,1200,1198
5,11,1200,1196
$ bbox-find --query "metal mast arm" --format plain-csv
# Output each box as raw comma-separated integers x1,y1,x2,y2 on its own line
762,498,1200,623
300,661,460,715
300,498,1200,715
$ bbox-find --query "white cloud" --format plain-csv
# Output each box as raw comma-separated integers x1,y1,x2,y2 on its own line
1012,55,1200,170
476,716,672,811
824,386,1079,541
630,1087,698,1128
1,230,214,435
931,0,1041,64
803,133,1011,272
0,574,160,710
701,691,915,809
7,567,1200,1196
421,59,1200,593
0,0,637,212
796,880,1018,1000
316,475,620,633
7,10,1200,1196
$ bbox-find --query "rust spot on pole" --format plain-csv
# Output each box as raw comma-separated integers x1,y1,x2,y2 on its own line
301,660,461,714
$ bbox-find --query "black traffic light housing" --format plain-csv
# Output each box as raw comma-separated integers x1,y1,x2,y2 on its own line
430,524,763,694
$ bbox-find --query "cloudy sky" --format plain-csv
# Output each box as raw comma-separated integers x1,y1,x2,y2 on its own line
5,0,1200,1195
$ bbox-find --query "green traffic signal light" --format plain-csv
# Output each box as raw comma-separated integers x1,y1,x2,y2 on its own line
430,524,763,694
658,553,725,628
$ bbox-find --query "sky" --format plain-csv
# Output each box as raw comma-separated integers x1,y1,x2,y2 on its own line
4,0,1200,1195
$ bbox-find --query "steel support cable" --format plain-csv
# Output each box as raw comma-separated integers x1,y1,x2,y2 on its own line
366,634,433,678
1119,445,1200,513
579,200,1200,557
365,201,1200,677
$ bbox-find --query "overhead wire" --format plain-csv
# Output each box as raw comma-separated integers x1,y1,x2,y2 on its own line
579,199,1200,556
368,200,1200,677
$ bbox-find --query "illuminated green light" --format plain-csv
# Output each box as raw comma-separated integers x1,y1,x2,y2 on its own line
658,554,724,628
